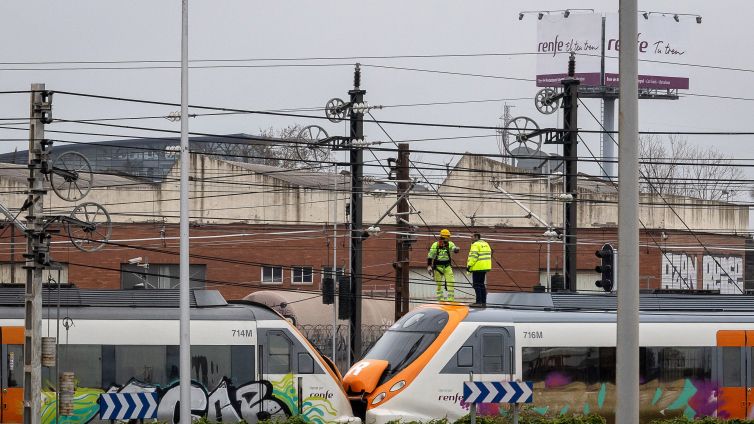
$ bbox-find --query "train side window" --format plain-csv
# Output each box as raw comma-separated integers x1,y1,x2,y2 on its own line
457,346,473,367
482,334,504,373
268,331,292,374
57,345,102,388
115,345,167,385
191,346,231,388
298,352,315,374
231,345,255,383
722,347,743,387
6,345,23,388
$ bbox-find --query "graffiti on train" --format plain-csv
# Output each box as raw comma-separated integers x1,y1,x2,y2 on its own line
41,374,336,424
451,378,718,420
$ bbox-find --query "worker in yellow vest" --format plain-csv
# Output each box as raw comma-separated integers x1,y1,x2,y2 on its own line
427,229,460,301
467,233,492,306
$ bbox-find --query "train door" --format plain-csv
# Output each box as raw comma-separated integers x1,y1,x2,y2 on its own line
0,327,24,423
716,330,754,419
258,328,322,419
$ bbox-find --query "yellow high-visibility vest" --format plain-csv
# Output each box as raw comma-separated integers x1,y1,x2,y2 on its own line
467,240,492,271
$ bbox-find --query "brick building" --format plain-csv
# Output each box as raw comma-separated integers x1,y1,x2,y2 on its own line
0,137,748,300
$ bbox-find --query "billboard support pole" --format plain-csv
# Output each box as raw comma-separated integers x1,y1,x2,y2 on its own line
603,99,616,178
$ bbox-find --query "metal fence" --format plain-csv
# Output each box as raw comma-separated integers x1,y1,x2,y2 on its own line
299,324,390,373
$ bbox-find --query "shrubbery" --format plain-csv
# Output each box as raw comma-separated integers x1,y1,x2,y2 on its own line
177,413,754,424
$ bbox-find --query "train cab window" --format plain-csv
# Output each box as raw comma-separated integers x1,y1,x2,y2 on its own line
268,331,293,374
482,334,504,373
364,309,449,383
441,326,514,375
298,352,315,374
457,346,473,368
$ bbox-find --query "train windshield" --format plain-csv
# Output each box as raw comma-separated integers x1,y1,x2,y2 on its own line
363,308,449,383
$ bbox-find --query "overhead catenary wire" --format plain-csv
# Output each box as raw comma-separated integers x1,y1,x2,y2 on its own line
48,90,754,136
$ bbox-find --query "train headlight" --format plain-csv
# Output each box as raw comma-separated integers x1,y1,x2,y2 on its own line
371,392,387,405
389,380,406,392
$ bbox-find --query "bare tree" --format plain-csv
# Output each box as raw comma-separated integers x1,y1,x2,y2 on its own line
259,124,331,170
640,135,744,201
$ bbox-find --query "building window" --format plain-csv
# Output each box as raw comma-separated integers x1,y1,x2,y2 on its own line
121,263,205,289
322,266,344,281
262,266,283,284
292,266,313,285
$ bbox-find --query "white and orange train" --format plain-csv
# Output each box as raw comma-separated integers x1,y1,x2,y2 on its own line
343,292,754,423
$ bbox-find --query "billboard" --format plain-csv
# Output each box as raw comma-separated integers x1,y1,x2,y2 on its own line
536,13,690,90
604,13,689,89
536,14,603,87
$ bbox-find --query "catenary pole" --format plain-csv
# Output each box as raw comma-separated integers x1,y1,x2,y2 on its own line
24,83,49,424
562,53,579,292
617,1,640,424
394,144,410,319
349,64,365,362
179,0,191,423
332,164,338,359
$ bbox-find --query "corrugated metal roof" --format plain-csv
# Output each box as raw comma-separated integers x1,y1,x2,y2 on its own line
0,164,147,188
224,161,349,189
487,292,754,312
0,287,227,308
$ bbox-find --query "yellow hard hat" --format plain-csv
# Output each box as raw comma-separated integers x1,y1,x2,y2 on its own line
440,229,451,237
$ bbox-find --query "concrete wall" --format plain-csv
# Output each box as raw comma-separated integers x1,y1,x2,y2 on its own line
0,154,743,232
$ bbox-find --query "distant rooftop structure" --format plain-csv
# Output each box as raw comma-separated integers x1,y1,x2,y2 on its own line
0,134,280,182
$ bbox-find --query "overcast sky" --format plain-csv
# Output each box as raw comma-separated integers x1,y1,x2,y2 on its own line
1,1,752,198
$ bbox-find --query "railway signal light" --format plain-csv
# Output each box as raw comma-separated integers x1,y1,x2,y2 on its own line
595,243,614,292
338,276,351,320
322,277,335,305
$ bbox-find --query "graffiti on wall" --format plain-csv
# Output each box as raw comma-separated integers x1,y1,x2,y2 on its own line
40,374,336,424
702,255,743,294
661,252,697,290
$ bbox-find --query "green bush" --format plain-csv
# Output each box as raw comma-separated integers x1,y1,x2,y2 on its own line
258,416,307,424
650,418,754,424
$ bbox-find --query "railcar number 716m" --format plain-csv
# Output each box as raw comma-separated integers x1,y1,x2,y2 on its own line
523,330,543,339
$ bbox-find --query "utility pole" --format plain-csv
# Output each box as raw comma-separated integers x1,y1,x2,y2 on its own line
394,144,411,319
178,1,192,423
562,53,580,292
617,0,640,423
349,64,365,362
24,84,51,424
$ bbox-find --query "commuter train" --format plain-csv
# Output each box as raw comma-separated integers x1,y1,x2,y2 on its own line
343,292,754,423
0,287,356,424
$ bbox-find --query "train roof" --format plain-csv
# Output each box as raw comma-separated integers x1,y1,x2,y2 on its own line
487,292,754,312
0,287,282,321
452,292,754,323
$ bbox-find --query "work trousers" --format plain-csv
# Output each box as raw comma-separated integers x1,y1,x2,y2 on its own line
472,271,488,305
433,265,455,301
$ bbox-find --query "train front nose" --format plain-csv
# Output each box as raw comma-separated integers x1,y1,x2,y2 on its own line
342,359,389,419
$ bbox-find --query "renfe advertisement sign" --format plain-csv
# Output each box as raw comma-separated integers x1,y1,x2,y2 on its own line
536,14,602,87
536,13,690,90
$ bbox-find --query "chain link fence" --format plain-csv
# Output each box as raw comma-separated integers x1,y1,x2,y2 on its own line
299,324,390,373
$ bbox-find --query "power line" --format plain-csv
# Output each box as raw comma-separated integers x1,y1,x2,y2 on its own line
50,90,754,136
